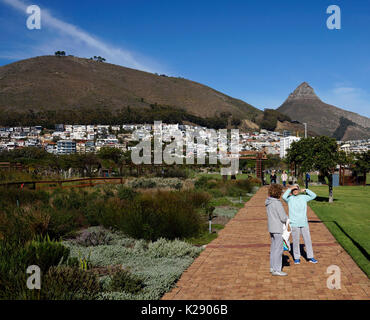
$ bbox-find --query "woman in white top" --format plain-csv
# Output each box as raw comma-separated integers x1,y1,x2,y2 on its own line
281,170,288,187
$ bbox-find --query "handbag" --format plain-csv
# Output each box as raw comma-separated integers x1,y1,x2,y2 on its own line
282,219,291,251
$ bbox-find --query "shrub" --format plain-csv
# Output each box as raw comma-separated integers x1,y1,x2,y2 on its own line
0,187,49,209
47,208,86,239
208,188,224,198
157,167,189,179
117,186,138,201
41,266,100,300
194,175,213,189
147,238,202,258
84,198,108,226
0,237,71,299
0,207,50,243
88,198,127,230
248,177,262,186
75,228,113,247
182,190,211,208
21,236,70,273
65,256,79,268
129,178,157,189
213,207,239,218
51,189,90,211
235,178,252,192
0,237,69,276
127,177,183,190
118,191,203,241
63,236,204,300
99,185,115,200
109,269,145,294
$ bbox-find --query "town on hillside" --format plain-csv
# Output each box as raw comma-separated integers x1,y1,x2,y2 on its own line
0,123,369,156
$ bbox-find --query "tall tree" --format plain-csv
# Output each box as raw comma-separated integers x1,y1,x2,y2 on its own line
97,147,123,165
287,136,339,202
353,150,370,183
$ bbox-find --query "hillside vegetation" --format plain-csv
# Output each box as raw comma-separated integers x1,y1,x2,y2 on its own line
0,55,261,124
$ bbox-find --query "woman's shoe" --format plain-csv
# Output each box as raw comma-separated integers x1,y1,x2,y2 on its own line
271,271,288,276
294,259,301,264
309,258,318,264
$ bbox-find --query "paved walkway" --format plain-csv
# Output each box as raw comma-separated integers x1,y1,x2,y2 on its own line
163,187,370,300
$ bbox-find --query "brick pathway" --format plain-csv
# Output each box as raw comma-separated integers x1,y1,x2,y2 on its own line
162,187,370,300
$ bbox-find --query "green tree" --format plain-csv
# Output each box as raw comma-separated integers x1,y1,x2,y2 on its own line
353,150,370,180
54,51,66,57
97,147,123,165
92,56,106,62
287,136,339,202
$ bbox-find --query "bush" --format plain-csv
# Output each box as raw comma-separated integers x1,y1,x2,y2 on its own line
128,178,157,189
84,198,108,226
213,207,239,218
63,235,203,300
41,266,100,300
87,198,127,230
194,176,253,197
109,269,145,294
235,178,252,191
182,190,211,208
117,191,203,241
128,177,183,190
0,187,49,210
248,177,262,186
75,228,113,247
208,188,224,198
0,237,71,299
21,236,70,273
117,186,138,201
51,189,90,211
147,238,202,258
194,175,213,189
157,167,189,179
47,207,86,239
0,207,50,243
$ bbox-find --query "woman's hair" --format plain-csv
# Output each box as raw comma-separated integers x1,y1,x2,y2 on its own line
268,184,283,198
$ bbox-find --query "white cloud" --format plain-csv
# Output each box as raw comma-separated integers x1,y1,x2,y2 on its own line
320,85,370,118
0,0,163,73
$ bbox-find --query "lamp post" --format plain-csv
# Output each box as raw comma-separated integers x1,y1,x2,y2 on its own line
303,123,308,188
303,123,307,138
206,206,216,234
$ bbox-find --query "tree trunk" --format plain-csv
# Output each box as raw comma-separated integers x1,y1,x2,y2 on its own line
328,173,333,203
363,171,367,186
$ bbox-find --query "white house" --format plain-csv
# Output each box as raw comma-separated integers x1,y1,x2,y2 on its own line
280,136,301,158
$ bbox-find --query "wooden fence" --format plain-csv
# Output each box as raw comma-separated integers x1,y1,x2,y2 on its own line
0,177,125,190
0,162,24,170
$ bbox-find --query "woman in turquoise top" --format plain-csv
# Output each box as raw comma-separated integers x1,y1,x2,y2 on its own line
282,184,318,264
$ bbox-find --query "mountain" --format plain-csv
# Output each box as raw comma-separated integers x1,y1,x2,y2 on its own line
277,82,370,140
0,55,261,124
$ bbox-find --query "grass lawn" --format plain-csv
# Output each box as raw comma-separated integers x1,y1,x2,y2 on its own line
186,224,224,246
309,186,370,277
196,172,251,180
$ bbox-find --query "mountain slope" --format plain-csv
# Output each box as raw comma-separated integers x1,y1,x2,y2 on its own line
277,82,370,140
0,55,261,121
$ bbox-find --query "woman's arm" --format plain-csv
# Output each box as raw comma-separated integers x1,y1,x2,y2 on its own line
277,202,288,223
282,188,291,202
304,189,317,201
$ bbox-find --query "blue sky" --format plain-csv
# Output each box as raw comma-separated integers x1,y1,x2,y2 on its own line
1,0,369,117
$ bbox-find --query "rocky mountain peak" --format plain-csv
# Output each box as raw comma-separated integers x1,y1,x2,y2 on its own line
286,82,320,101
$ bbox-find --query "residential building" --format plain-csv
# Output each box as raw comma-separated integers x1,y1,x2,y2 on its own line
280,136,301,158
57,140,76,154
